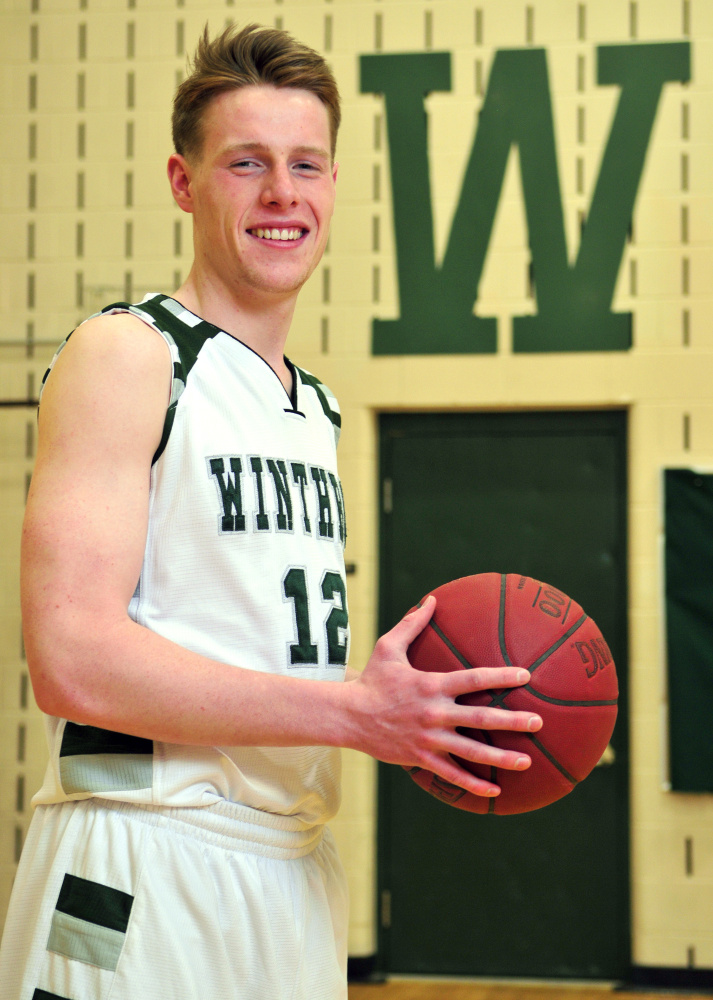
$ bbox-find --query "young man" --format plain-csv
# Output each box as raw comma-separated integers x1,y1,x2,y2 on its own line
0,24,541,1000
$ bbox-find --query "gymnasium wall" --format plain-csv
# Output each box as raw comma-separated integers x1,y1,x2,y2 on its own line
1,0,712,975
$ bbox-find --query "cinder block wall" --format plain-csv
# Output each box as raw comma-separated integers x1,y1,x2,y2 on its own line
1,0,712,968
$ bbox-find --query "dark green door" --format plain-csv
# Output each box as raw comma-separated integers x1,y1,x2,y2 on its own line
378,411,629,979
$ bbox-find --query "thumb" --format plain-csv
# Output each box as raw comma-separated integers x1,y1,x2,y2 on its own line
387,594,436,651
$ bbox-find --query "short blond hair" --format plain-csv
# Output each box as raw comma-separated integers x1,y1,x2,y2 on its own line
172,23,341,161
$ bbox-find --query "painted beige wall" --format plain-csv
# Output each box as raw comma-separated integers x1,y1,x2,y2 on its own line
1,0,712,969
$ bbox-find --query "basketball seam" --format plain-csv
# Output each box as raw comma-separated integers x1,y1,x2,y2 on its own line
524,691,618,707
527,734,578,785
527,613,589,674
488,613,590,709
427,618,472,669
498,574,513,666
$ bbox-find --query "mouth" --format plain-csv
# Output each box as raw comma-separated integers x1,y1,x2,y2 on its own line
248,227,306,242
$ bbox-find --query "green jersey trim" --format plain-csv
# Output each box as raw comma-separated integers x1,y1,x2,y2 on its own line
58,722,153,795
42,294,343,463
295,367,342,445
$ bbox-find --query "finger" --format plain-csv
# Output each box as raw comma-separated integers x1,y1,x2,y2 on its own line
388,594,436,648
416,752,513,797
454,704,543,733
423,760,503,798
410,724,536,796
443,666,532,697
446,733,533,772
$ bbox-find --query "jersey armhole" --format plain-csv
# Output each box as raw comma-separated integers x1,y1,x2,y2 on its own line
96,303,182,466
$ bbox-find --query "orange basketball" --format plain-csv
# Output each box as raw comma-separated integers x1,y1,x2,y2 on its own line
405,573,618,814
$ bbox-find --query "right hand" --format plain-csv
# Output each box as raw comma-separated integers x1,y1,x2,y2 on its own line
346,596,543,798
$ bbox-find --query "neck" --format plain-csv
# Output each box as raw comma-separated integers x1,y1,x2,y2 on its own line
171,268,297,389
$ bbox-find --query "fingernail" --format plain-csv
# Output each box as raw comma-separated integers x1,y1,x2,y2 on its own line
517,670,530,684
516,756,530,769
527,716,541,731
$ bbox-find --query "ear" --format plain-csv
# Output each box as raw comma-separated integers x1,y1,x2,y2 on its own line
167,153,195,214
332,161,339,186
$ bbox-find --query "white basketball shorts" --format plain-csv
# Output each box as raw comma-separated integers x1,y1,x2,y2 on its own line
0,797,348,1000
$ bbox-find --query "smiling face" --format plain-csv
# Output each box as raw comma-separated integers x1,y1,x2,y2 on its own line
169,85,338,308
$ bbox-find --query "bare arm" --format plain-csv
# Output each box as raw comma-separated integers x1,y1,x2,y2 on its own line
23,316,540,798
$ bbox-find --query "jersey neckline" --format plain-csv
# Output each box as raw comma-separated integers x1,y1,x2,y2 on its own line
157,294,300,413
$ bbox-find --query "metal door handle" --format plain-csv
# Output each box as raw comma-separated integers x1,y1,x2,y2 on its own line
596,743,616,766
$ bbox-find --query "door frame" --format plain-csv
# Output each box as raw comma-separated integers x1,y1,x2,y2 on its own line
375,408,631,978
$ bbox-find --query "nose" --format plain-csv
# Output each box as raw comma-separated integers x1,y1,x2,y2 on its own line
261,163,300,208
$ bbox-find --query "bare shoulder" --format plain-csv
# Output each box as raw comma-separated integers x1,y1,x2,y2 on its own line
39,310,172,459
49,310,171,387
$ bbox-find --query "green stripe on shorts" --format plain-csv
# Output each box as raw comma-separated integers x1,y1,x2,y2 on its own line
47,910,127,972
56,873,133,932
48,874,134,972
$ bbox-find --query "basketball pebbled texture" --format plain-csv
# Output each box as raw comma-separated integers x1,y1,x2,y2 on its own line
404,573,618,815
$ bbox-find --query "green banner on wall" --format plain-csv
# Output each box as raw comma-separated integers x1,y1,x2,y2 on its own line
665,468,713,793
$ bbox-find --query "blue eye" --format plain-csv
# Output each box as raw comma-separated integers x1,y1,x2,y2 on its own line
229,157,262,170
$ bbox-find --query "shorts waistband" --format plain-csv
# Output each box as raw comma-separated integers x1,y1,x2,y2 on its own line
45,798,326,861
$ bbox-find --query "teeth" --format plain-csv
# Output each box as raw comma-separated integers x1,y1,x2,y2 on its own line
254,228,303,241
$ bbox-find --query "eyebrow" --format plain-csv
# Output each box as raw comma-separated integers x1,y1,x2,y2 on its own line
223,142,331,162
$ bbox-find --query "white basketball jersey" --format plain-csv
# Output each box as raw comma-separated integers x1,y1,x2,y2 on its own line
34,293,349,828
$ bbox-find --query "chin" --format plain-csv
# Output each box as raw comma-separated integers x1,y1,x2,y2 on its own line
253,266,318,296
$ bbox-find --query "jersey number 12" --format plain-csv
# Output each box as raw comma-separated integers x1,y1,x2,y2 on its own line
283,567,348,667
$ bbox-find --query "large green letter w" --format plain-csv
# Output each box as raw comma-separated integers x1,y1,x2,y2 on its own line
360,42,690,354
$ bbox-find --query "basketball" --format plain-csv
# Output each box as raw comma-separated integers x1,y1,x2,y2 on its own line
405,573,618,815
